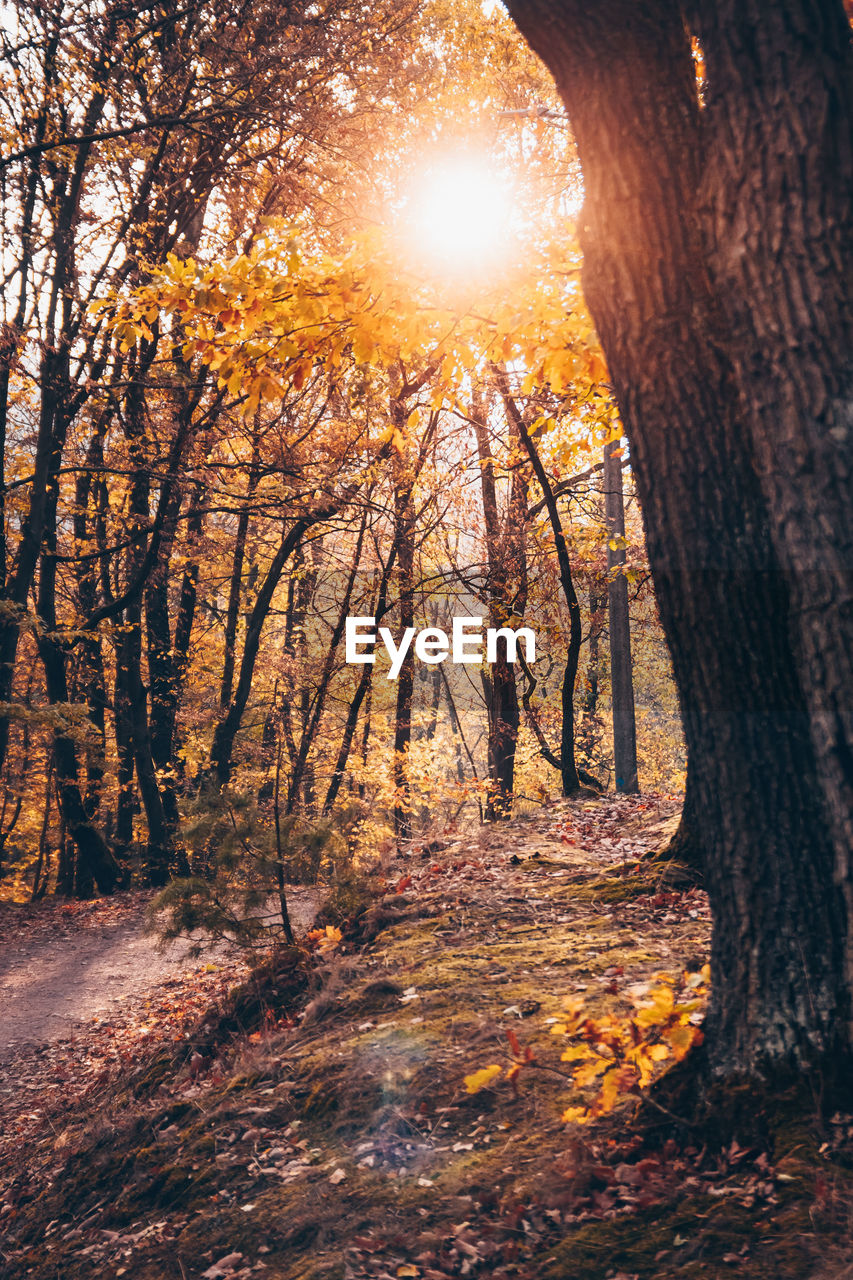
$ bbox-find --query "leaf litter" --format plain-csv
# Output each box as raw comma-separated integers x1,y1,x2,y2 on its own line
0,795,850,1280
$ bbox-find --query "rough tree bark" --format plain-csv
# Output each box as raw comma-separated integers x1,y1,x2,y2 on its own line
506,0,851,1081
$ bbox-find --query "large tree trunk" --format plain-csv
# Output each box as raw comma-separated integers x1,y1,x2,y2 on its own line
33,368,117,894
506,0,851,1079
37,630,118,896
683,0,853,994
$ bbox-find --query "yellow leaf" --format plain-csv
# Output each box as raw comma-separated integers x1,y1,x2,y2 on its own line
561,1106,590,1125
464,1064,502,1095
352,331,375,364
667,1024,699,1059
573,1056,610,1088
595,1069,622,1113
560,1045,590,1062
635,987,675,1027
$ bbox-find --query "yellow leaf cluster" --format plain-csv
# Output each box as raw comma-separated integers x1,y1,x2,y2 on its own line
466,968,709,1126
99,222,611,428
306,924,343,956
555,968,709,1124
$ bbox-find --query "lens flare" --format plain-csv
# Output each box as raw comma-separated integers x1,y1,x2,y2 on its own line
407,158,512,277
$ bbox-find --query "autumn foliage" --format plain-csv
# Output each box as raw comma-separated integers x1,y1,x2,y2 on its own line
465,967,709,1125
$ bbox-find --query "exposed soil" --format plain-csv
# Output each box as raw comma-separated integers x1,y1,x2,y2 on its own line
0,889,320,1062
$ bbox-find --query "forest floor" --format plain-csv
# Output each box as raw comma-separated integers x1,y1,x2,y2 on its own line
1,796,852,1280
0,888,320,1186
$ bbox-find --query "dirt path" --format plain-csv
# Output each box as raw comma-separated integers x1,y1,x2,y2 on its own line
0,888,320,1062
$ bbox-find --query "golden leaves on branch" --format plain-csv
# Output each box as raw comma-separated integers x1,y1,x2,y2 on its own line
464,967,709,1127
95,220,611,453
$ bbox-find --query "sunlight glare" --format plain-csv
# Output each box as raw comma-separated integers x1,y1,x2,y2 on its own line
408,159,513,278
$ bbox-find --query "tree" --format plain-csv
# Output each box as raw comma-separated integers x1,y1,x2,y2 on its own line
0,0,435,891
4,0,698,899
471,391,528,819
494,370,584,796
603,439,638,794
504,0,853,1084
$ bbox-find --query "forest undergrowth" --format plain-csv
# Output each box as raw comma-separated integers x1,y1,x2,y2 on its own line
1,796,851,1280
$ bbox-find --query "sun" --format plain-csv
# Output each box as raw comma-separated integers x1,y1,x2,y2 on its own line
406,157,513,277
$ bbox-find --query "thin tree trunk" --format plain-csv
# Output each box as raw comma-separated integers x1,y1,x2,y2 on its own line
147,484,203,865
272,740,296,945
120,372,172,884
71,416,110,818
440,665,484,823
211,517,318,786
392,485,416,843
113,640,136,857
496,368,582,795
285,517,366,812
221,432,261,708
472,397,525,819
31,754,55,901
603,439,638,793
323,544,396,815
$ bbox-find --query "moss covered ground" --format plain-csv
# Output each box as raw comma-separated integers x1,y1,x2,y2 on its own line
1,795,851,1279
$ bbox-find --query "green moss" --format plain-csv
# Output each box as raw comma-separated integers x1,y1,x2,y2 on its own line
570,873,652,902
130,1053,172,1095
535,1191,814,1279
